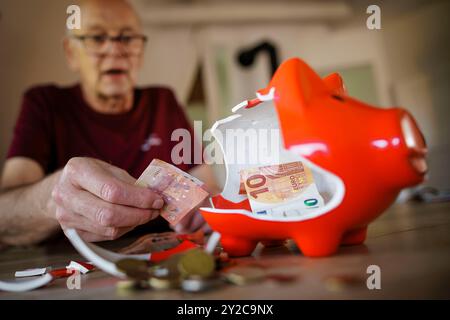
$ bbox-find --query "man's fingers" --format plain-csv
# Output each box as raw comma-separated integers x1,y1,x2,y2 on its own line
64,158,164,209
74,230,103,243
71,228,131,242
75,191,160,227
58,209,133,241
54,185,160,228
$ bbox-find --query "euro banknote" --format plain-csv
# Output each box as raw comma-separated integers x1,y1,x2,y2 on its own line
240,161,324,217
136,159,209,225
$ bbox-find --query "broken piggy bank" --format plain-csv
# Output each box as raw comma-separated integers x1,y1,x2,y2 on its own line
199,58,427,257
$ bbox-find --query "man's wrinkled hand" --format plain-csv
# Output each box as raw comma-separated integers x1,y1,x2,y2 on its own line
52,157,164,242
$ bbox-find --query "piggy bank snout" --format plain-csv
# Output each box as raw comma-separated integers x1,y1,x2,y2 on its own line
400,111,428,175
366,107,427,188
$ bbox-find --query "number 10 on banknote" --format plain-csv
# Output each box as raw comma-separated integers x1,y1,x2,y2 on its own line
240,161,324,217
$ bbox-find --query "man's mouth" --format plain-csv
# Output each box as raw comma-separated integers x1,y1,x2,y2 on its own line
101,69,128,77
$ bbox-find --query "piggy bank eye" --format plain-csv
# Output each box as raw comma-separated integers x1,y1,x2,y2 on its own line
331,95,345,102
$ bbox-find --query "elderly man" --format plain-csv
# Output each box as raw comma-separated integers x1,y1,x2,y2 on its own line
0,0,217,246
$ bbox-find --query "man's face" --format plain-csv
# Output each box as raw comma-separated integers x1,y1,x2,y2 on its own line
67,1,144,98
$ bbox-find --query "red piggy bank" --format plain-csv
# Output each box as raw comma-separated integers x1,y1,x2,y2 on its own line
200,58,427,257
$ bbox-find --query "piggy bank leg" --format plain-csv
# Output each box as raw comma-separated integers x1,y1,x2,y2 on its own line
292,231,342,257
220,236,258,257
341,227,368,246
261,240,286,248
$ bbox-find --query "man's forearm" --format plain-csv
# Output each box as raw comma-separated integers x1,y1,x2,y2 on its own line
0,171,61,245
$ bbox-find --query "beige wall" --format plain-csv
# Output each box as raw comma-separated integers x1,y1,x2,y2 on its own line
381,1,450,189
0,0,77,169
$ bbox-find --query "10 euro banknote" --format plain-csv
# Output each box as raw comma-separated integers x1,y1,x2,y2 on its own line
240,161,324,217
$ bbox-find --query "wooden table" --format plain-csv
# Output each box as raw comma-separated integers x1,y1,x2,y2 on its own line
1,201,449,299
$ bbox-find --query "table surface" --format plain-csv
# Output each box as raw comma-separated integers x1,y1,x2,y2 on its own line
0,201,449,300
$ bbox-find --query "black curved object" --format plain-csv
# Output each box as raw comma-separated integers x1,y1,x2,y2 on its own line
237,41,280,76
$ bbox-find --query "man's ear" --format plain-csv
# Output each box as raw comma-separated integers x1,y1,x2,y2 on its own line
63,37,79,72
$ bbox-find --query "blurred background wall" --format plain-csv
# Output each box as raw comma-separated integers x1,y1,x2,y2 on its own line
0,0,449,191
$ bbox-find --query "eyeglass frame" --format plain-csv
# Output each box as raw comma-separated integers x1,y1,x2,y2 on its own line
71,33,148,55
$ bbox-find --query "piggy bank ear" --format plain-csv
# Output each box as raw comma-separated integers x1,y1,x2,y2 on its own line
323,73,347,96
266,58,329,109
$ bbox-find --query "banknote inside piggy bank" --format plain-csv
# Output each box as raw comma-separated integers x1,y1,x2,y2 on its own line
199,57,427,257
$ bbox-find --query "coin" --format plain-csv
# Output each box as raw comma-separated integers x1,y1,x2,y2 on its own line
158,253,182,275
116,258,149,272
150,265,170,277
116,279,150,292
116,280,139,290
178,249,215,278
148,275,180,290
115,258,150,280
223,266,266,286
181,275,222,293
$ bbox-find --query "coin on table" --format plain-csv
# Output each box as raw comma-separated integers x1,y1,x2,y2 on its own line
181,275,222,293
150,265,170,277
178,249,215,278
158,254,183,275
116,280,139,290
148,275,180,290
223,266,266,286
116,279,149,292
115,258,150,280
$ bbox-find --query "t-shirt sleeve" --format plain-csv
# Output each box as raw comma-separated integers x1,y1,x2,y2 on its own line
6,87,53,172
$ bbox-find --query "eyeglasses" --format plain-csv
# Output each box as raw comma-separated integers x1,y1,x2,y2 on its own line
72,33,147,55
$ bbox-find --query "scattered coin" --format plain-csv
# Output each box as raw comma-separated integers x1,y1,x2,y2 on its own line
116,280,139,290
178,249,215,278
148,275,180,290
181,275,222,293
150,266,170,277
223,266,266,286
115,259,150,280
116,279,149,292
157,253,183,276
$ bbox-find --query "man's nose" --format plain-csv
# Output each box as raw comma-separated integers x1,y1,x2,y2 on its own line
102,39,128,57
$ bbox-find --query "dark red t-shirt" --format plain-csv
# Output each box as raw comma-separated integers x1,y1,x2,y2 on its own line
7,84,199,234
7,84,197,177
